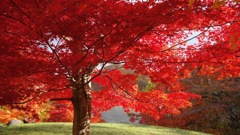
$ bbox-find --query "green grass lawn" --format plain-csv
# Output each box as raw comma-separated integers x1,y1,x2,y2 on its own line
0,122,210,135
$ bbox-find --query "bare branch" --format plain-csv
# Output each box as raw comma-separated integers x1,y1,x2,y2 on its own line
10,0,37,25
45,41,73,80
140,57,225,64
85,62,107,85
12,91,45,104
159,20,238,53
0,13,32,29
72,29,114,70
84,24,155,86
105,75,162,112
50,97,72,101
159,28,211,53
11,87,70,104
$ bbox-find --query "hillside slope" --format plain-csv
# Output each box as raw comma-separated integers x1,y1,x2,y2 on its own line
0,123,210,135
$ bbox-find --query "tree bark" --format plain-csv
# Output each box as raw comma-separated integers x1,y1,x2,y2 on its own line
72,84,92,135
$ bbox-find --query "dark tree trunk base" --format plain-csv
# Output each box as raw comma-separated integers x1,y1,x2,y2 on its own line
72,87,91,135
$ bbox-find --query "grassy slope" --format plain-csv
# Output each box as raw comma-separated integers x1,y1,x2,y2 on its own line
0,123,210,135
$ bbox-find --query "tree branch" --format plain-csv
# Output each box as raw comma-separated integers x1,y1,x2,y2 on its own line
10,87,70,104
50,97,72,101
84,24,155,86
10,0,37,25
105,75,162,112
159,20,239,53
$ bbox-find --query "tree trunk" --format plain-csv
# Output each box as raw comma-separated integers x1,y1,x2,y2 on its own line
72,85,92,135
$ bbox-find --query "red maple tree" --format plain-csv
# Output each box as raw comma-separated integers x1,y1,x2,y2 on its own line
0,0,239,135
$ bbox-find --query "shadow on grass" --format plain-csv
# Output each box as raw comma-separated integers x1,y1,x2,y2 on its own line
0,123,72,135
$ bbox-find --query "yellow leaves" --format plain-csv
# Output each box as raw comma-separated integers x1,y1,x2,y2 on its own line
234,0,240,3
0,107,24,124
183,69,191,78
213,0,225,9
230,43,238,51
212,0,239,9
229,35,239,51
188,0,195,6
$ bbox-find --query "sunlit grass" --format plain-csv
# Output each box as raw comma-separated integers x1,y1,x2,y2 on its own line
0,122,210,135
